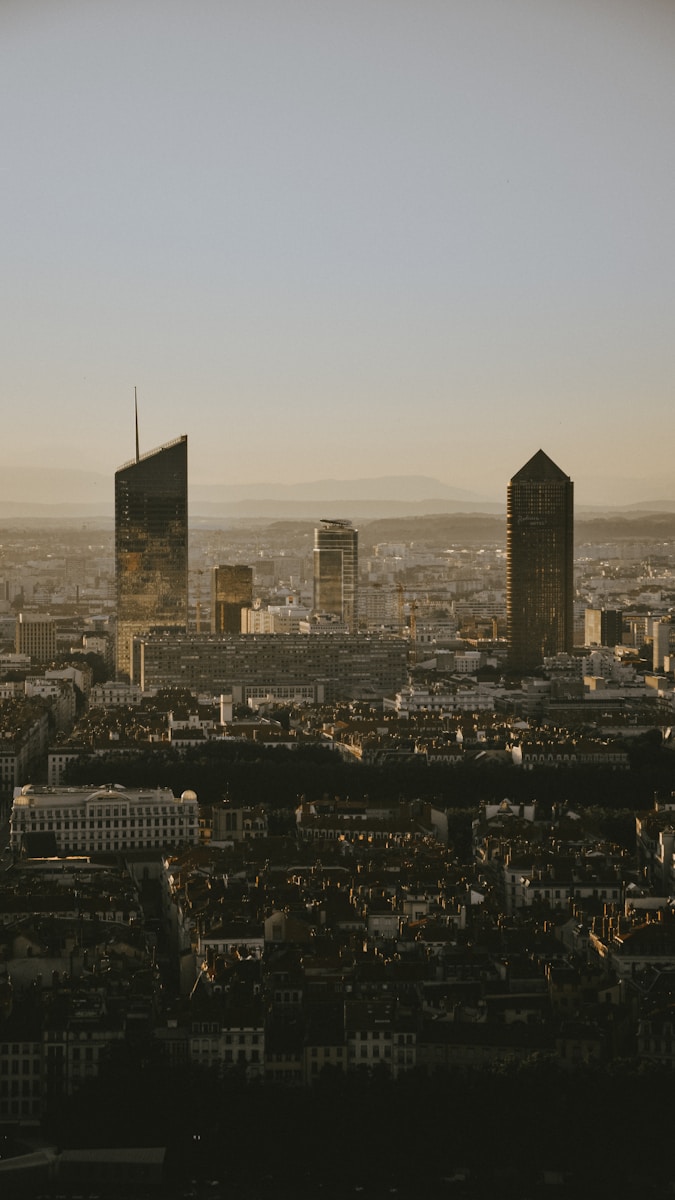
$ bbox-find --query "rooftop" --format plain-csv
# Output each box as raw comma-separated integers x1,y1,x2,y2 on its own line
510,449,571,485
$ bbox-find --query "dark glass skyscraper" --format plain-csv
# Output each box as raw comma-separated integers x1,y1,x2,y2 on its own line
211,564,253,634
115,435,188,679
506,449,573,672
313,519,358,631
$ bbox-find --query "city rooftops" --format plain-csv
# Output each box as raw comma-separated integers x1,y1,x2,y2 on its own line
12,783,197,807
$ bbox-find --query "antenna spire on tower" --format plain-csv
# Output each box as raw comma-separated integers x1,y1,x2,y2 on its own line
134,387,140,463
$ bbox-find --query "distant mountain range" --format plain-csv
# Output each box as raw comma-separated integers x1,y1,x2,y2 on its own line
0,466,672,522
0,470,500,520
192,475,485,503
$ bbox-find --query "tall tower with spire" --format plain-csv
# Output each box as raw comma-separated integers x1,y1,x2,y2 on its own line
506,449,574,673
115,416,188,679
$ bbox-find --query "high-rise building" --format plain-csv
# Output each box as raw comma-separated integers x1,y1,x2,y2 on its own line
653,618,672,672
584,608,624,648
507,449,574,673
313,519,358,631
211,565,253,634
115,435,188,679
15,613,57,664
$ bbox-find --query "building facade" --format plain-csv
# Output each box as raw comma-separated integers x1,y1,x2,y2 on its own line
584,608,624,648
0,703,50,790
9,784,199,854
131,631,407,702
652,617,672,672
507,450,574,673
313,519,358,631
15,614,56,664
211,565,253,634
115,435,188,679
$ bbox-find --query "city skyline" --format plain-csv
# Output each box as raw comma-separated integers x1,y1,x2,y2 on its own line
2,1,675,503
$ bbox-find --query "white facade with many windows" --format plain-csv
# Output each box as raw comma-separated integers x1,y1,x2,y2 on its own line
10,784,199,854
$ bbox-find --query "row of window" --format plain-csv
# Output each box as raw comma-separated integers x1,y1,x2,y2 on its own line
194,1048,260,1064
0,1098,38,1115
191,1034,260,1047
0,1060,40,1075
18,811,195,823
0,1080,41,1097
348,1031,415,1043
17,818,193,832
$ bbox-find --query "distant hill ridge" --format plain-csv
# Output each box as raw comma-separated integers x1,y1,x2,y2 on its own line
0,465,673,521
0,468,487,506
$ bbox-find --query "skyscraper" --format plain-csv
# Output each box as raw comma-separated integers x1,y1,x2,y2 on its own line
211,565,253,634
653,618,672,672
506,449,574,673
115,435,188,679
15,613,57,664
313,519,358,631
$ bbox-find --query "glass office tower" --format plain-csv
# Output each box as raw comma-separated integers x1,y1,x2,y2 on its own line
313,519,358,631
115,435,188,679
211,564,253,634
506,449,573,673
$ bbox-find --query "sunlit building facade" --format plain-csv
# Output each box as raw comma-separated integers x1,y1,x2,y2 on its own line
10,783,199,853
115,435,188,679
584,608,624,648
313,519,358,631
507,449,574,673
211,564,254,634
15,613,57,664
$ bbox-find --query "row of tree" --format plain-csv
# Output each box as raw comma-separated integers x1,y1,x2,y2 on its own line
64,736,675,813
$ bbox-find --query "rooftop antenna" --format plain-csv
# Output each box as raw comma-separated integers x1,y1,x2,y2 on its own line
134,387,140,463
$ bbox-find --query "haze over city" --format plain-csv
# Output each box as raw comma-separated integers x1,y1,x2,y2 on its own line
3,0,675,507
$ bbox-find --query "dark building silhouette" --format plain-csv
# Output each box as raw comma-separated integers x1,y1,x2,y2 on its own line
313,519,358,631
211,564,253,633
507,449,573,672
115,435,188,679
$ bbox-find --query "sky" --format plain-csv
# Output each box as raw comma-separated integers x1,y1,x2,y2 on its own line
2,0,674,505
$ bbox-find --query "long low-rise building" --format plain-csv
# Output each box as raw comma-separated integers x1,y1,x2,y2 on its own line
131,632,408,701
9,784,199,855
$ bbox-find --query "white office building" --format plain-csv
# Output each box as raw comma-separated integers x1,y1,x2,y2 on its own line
10,784,199,854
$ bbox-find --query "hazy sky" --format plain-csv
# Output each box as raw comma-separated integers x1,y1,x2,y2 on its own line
2,0,674,504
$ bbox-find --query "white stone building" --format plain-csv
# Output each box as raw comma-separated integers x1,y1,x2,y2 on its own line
9,784,199,854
